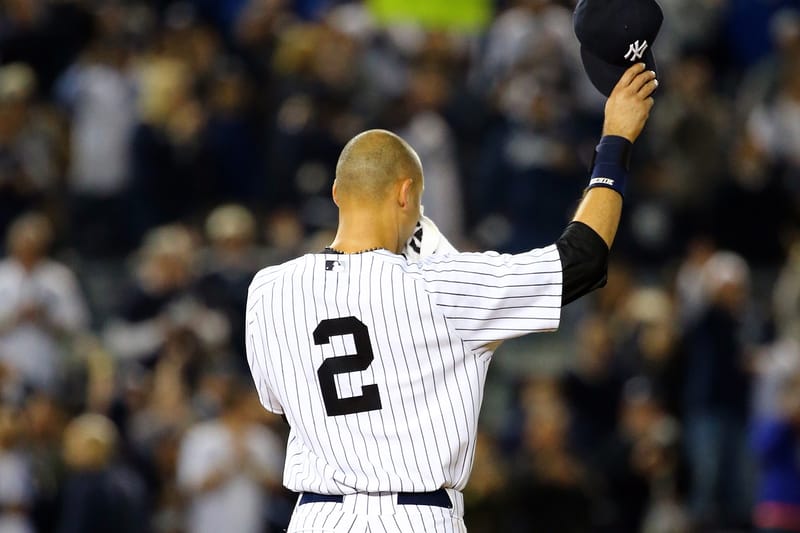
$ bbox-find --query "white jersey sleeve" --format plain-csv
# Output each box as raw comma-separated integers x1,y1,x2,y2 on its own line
245,297,284,414
419,244,562,350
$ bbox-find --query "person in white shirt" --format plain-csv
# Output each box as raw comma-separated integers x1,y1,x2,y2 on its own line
0,213,89,392
177,384,284,533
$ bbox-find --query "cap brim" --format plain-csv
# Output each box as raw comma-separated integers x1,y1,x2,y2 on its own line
580,46,658,97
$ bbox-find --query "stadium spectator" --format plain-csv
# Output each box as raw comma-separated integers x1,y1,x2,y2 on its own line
201,61,265,206
775,240,800,350
24,393,67,533
128,58,207,237
56,17,138,258
561,314,625,458
748,49,800,172
646,53,730,212
619,379,688,533
622,288,684,418
683,251,756,528
176,384,283,533
752,362,800,533
104,224,228,363
710,133,792,264
0,213,88,392
195,204,261,372
474,76,584,251
462,431,508,533
262,208,307,265
507,378,592,533
0,63,61,240
57,413,147,533
0,406,34,533
591,378,687,533
0,0,94,94
674,238,716,328
737,8,800,118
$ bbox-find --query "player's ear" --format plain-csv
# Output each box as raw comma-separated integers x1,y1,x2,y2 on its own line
332,180,340,207
397,178,413,209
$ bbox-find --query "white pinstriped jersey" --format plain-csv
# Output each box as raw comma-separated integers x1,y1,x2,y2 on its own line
244,245,563,495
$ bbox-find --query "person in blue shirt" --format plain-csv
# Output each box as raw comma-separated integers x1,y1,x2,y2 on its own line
752,365,800,533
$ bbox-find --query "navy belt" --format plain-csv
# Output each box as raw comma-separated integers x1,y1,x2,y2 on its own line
299,488,452,509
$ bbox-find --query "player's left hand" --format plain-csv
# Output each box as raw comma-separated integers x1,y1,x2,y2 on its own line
602,63,657,143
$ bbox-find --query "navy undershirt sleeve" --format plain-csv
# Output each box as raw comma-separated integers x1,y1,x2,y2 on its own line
555,221,610,305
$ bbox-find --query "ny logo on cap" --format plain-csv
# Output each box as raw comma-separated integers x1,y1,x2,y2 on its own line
624,40,648,61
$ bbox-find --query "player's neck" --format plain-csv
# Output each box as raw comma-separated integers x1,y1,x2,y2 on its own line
330,210,398,254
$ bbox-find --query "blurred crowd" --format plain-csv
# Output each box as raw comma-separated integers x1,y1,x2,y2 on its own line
1,0,800,532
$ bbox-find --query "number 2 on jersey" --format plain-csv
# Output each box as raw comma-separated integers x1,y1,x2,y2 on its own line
313,317,383,417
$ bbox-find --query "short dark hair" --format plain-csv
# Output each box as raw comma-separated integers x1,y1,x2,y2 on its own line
334,129,422,200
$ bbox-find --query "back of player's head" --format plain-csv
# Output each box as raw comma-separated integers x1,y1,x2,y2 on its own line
334,129,423,203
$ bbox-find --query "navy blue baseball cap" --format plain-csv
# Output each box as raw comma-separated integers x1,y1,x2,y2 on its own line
574,0,664,97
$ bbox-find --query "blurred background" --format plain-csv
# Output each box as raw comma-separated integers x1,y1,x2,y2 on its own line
0,0,799,532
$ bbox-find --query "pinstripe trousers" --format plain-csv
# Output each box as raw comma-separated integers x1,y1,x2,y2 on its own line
287,489,468,532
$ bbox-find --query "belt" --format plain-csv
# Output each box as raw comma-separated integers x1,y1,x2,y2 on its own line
299,488,453,509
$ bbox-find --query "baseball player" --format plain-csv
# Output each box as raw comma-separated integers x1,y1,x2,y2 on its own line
245,63,657,532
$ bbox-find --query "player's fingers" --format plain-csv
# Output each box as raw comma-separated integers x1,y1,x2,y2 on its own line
645,97,655,110
630,70,657,94
616,62,647,89
638,77,659,98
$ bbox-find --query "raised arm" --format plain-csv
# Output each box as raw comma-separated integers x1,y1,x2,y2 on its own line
558,63,657,305
575,62,657,245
